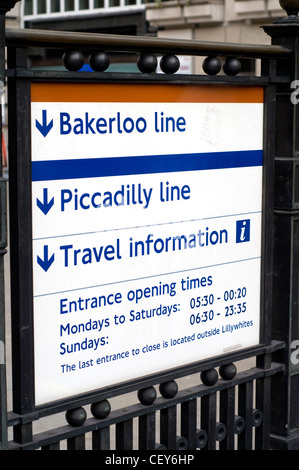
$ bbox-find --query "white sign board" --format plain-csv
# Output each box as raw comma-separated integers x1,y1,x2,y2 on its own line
31,83,264,405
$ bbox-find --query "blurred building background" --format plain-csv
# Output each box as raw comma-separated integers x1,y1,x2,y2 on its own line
6,0,285,75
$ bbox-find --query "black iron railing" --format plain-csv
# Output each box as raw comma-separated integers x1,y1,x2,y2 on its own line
2,1,299,452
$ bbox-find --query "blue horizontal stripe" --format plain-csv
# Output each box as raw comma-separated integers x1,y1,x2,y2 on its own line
31,150,263,182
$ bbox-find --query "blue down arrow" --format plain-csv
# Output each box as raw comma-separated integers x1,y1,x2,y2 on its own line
36,188,54,215
37,245,55,272
35,110,53,137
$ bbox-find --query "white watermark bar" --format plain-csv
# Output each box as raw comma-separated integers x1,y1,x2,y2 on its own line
290,80,299,104
0,340,4,365
291,340,299,364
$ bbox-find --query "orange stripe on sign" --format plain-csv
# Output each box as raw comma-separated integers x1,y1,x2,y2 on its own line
31,82,264,103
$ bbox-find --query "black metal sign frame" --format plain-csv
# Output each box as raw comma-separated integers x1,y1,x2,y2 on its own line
6,45,277,420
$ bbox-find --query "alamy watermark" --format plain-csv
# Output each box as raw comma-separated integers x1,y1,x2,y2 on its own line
290,80,299,104
291,340,299,364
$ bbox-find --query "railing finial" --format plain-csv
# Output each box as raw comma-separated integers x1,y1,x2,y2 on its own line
279,0,299,21
0,0,21,15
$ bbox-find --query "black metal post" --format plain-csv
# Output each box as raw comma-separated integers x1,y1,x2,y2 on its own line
0,0,20,451
263,0,299,450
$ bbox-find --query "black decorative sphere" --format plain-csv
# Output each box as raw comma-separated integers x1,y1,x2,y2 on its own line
62,50,85,71
91,399,111,419
252,409,263,427
201,368,218,386
160,55,180,74
89,52,110,72
215,422,227,442
223,58,241,76
279,0,299,16
176,436,188,450
202,56,221,75
137,53,158,73
138,386,157,405
219,363,237,380
234,416,246,435
159,380,178,398
196,429,208,449
65,407,87,427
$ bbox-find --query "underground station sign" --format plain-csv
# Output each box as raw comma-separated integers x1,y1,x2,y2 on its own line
31,82,264,405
